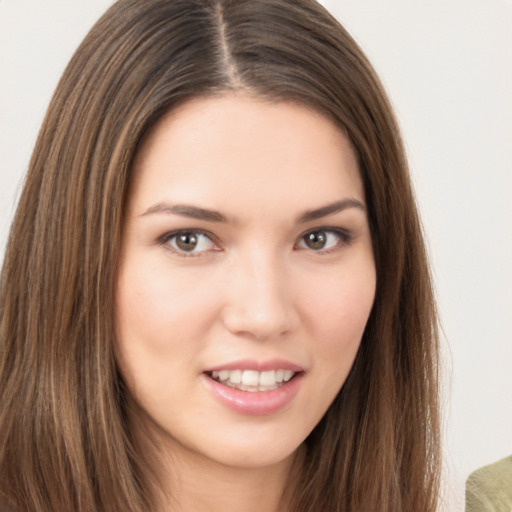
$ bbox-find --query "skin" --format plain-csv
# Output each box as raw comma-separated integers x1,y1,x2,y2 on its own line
115,94,376,512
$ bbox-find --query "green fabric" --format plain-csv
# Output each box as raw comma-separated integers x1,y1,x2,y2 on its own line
465,455,512,512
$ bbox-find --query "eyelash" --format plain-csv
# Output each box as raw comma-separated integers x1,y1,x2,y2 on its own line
157,227,353,258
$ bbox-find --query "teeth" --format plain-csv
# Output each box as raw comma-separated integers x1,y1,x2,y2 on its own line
210,368,297,391
283,370,294,382
242,370,259,386
259,370,276,386
229,369,242,384
218,370,230,381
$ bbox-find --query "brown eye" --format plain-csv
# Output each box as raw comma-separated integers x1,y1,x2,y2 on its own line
162,230,219,256
303,231,327,250
175,232,198,252
297,228,351,252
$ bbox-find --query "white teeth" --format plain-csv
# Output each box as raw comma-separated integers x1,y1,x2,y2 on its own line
242,370,259,386
283,370,294,382
229,369,242,384
259,370,276,386
218,370,230,381
210,368,297,390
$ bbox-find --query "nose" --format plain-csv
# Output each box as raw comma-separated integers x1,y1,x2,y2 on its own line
221,250,299,341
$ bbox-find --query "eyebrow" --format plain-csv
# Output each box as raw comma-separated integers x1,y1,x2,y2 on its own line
140,203,228,222
140,198,365,223
297,198,365,223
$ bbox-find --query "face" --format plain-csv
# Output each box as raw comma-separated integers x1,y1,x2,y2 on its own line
115,95,376,472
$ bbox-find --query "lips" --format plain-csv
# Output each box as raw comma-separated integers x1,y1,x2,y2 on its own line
202,360,304,415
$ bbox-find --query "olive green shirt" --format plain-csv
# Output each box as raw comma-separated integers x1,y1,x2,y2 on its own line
465,455,512,512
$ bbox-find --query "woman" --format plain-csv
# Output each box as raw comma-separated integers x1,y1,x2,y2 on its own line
0,0,441,511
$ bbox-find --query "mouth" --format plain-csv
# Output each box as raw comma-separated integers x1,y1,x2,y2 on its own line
203,364,304,415
205,369,298,392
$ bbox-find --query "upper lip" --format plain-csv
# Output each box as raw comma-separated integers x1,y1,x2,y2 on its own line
204,359,304,373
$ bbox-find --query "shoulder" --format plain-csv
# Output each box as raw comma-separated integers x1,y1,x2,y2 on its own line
465,455,512,512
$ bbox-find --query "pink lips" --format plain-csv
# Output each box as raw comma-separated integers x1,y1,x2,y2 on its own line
202,359,304,416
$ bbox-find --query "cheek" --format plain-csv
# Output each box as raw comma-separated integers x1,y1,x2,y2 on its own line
305,266,376,353
293,265,375,433
114,258,226,389
114,262,209,410
115,275,176,358
116,258,216,341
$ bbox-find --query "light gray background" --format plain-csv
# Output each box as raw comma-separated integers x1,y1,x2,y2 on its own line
1,1,511,510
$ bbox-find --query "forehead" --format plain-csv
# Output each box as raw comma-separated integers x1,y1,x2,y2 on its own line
129,94,364,216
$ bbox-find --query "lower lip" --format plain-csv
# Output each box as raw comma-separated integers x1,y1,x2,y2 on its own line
202,373,303,416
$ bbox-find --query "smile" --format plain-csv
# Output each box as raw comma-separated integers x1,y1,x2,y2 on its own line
209,369,296,392
203,369,304,416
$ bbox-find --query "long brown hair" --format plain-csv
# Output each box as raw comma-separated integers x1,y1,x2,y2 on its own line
0,0,441,510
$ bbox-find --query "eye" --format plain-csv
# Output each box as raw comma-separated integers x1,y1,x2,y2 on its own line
297,228,351,252
159,230,220,256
